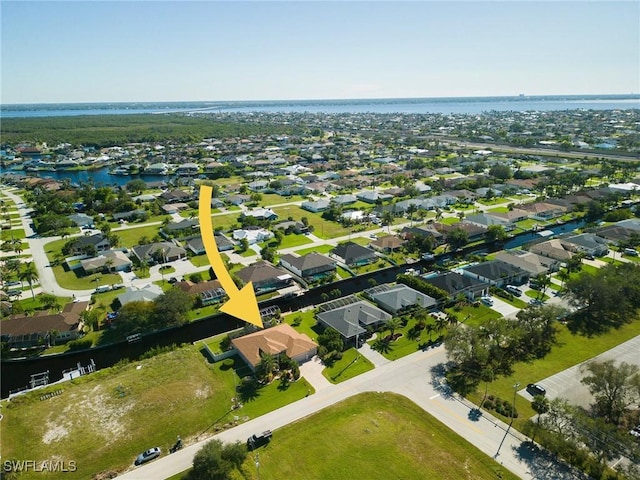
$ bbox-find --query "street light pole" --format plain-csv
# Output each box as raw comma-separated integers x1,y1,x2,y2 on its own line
495,381,520,458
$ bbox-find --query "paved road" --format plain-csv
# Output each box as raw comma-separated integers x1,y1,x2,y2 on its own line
117,345,583,480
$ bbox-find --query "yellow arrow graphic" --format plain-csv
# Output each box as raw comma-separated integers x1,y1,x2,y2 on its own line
199,185,263,328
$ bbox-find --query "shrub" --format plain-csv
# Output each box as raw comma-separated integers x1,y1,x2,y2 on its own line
67,338,93,351
220,358,234,370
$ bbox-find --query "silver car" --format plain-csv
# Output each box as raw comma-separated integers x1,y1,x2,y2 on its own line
135,447,161,465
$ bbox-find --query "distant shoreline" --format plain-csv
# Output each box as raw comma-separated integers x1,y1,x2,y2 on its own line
2,93,639,108
1,94,638,118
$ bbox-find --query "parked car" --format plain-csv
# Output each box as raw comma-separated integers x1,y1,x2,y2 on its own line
624,248,638,256
135,447,161,465
505,285,522,297
247,430,272,451
629,425,640,438
168,277,178,284
527,383,546,396
480,296,494,306
421,253,435,261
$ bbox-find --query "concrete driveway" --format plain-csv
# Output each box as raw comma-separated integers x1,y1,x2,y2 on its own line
490,295,521,318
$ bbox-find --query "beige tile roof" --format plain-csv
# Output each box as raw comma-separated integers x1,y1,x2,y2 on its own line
231,323,317,367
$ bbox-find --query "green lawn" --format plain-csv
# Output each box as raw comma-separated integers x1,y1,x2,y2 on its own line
258,193,306,206
186,304,221,321
209,212,242,232
174,392,518,479
294,243,334,256
189,254,211,267
351,259,391,275
322,348,375,383
340,236,371,247
232,392,517,480
336,266,353,279
445,303,502,328
370,317,438,361
274,234,313,249
115,224,162,248
51,265,122,290
525,290,550,301
283,309,320,341
478,198,510,206
487,206,510,213
1,346,314,480
272,205,362,240
438,216,460,225
471,317,640,430
1,228,25,240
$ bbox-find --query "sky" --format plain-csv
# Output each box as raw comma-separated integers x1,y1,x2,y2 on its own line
1,1,639,104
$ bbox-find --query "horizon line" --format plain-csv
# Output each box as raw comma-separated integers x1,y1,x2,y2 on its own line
2,92,639,107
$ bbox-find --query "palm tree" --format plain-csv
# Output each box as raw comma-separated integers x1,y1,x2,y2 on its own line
533,273,551,300
105,258,114,273
530,395,550,441
39,293,60,312
258,352,277,383
435,208,443,223
381,211,394,234
425,322,435,342
434,315,448,337
557,269,570,291
407,204,418,227
18,262,38,300
385,317,402,339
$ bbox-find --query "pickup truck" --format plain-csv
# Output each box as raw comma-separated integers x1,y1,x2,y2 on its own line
247,430,272,450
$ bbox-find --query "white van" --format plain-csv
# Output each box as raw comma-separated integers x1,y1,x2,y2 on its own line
624,248,638,256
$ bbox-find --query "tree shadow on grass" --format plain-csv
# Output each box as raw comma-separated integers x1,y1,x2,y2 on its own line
236,377,263,403
371,338,393,354
512,441,586,480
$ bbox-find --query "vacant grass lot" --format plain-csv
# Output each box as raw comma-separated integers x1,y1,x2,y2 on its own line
274,234,313,249
273,205,364,240
294,244,334,256
473,317,640,430
283,309,321,341
115,224,163,248
237,392,517,480
1,346,313,480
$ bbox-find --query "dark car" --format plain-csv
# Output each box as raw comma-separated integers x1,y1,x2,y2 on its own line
135,447,161,465
247,430,272,451
527,383,546,396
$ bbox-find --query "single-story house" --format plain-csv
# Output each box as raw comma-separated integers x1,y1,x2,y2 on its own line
519,202,567,220
177,279,226,305
163,219,200,235
332,194,358,206
494,250,560,275
301,199,330,213
369,235,406,253
132,242,187,264
365,284,437,314
231,323,317,371
356,190,393,204
316,300,391,340
242,208,278,221
160,189,193,203
422,271,489,300
70,234,111,254
331,242,378,266
236,261,294,294
528,239,574,262
1,301,89,348
280,252,336,280
462,260,530,287
272,221,309,234
68,213,94,227
116,283,163,306
112,209,147,221
560,233,609,257
81,250,132,274
232,228,273,245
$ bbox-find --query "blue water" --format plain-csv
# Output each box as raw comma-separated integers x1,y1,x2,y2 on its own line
7,169,171,187
2,95,638,118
